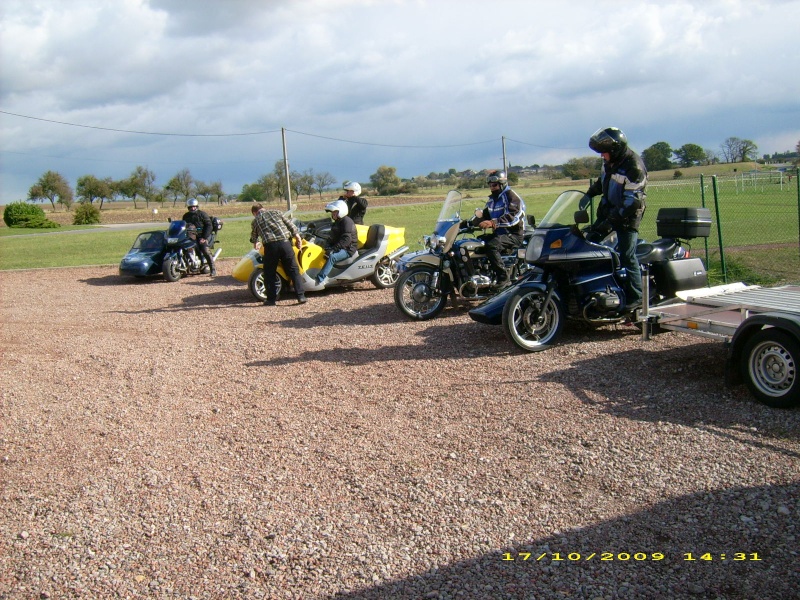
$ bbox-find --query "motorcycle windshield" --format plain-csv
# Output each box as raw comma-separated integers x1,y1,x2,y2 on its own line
432,190,465,237
538,190,594,228
167,220,187,237
131,231,166,251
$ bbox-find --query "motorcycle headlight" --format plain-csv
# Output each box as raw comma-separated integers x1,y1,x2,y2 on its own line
526,235,544,262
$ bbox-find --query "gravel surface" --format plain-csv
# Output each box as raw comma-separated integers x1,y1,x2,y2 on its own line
1,263,798,599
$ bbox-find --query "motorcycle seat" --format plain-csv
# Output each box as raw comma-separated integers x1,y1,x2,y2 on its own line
335,224,384,267
636,238,678,264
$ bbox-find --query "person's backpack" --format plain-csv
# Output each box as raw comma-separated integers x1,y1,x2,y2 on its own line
211,216,224,232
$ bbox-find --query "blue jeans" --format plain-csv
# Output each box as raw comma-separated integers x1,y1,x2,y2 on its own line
316,248,351,282
616,228,642,304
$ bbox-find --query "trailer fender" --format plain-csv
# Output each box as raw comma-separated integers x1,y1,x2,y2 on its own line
726,312,800,386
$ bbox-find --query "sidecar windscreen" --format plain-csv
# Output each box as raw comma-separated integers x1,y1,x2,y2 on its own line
131,231,166,250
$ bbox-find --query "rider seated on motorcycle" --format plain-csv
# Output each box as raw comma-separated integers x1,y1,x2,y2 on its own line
314,199,358,287
341,181,368,225
463,170,525,290
182,198,216,277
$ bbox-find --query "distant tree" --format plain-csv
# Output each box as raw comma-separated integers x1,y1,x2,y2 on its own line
116,176,140,209
561,156,602,180
76,175,113,209
195,180,211,204
128,166,157,208
165,169,194,208
673,144,706,168
507,171,520,185
641,142,673,171
28,170,73,211
720,137,759,163
207,181,224,205
313,171,336,198
239,183,267,204
294,169,316,200
796,139,800,155
370,165,402,195
703,149,719,165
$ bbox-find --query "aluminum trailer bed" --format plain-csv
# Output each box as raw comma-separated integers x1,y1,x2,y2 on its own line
640,284,800,408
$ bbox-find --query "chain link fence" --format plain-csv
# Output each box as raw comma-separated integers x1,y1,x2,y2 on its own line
638,168,800,286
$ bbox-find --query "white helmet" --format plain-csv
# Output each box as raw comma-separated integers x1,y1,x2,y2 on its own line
325,199,348,217
343,181,361,196
186,198,199,208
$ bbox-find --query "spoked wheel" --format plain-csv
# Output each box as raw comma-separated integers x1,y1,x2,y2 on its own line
502,289,564,352
248,269,285,302
162,256,182,282
371,257,399,289
393,267,447,320
741,329,799,408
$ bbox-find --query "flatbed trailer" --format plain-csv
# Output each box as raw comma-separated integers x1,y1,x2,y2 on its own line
640,283,800,408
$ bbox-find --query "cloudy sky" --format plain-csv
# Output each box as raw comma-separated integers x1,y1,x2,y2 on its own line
1,0,798,203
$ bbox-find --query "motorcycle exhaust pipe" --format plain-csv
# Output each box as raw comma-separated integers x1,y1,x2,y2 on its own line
387,246,409,261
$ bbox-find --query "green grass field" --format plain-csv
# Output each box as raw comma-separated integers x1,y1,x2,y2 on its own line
1,182,798,287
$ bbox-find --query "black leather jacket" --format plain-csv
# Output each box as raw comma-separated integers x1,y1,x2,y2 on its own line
183,209,213,240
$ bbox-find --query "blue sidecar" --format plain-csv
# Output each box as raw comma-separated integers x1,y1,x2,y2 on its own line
119,230,168,277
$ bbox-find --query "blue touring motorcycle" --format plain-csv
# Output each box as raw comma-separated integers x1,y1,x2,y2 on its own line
469,190,710,352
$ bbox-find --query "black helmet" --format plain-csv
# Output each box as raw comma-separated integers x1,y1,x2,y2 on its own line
589,127,628,160
486,170,507,187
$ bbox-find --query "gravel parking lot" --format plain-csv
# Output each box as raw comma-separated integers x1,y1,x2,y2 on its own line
1,263,798,599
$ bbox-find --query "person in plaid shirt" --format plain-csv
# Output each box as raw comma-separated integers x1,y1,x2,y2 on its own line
249,204,307,305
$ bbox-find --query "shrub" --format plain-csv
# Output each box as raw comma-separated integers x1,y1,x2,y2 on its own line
3,201,60,228
73,202,101,225
673,170,684,179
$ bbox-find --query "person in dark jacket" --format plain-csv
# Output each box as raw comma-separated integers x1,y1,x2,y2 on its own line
182,198,216,276
340,181,368,225
586,126,648,311
314,199,358,286
465,170,526,289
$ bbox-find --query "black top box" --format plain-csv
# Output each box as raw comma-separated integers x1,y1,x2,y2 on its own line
656,207,712,239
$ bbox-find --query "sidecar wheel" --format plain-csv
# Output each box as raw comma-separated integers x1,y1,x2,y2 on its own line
394,267,447,320
502,289,563,352
162,256,182,282
371,257,398,289
741,329,799,408
248,269,285,302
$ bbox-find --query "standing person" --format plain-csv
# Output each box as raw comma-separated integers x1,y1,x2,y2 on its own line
340,181,368,225
314,199,358,287
467,170,525,290
250,204,307,305
586,126,648,312
182,198,216,276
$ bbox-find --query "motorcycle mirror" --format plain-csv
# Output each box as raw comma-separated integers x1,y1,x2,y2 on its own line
168,217,172,222
574,210,590,224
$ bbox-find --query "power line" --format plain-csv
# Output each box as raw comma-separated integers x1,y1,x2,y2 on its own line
504,137,584,151
286,128,497,149
0,110,280,137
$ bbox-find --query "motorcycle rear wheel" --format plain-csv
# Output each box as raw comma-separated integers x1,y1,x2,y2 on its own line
502,289,564,352
394,267,447,320
162,256,182,282
371,257,399,289
249,269,287,302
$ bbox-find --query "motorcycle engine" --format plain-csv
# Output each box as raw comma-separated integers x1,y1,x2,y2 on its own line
589,288,622,314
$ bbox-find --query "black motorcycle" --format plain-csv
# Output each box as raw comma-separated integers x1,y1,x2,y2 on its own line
394,189,535,320
469,190,710,351
162,219,221,282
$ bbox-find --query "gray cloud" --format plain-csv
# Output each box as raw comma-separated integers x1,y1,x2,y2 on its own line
1,0,799,202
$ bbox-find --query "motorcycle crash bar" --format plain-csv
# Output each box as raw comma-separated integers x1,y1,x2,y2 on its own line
212,248,223,261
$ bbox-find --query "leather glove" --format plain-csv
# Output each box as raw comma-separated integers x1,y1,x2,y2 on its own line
593,220,612,236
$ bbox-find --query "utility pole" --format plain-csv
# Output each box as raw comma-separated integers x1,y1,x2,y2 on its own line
281,127,292,211
502,136,508,173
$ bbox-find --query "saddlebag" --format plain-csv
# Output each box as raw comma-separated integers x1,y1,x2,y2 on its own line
652,257,708,297
656,208,712,239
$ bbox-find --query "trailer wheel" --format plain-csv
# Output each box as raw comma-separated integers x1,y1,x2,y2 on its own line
741,329,799,408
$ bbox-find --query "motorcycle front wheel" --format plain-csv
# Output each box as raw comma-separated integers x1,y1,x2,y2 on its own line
394,267,447,320
249,269,286,302
371,257,399,289
502,289,564,352
162,256,182,282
